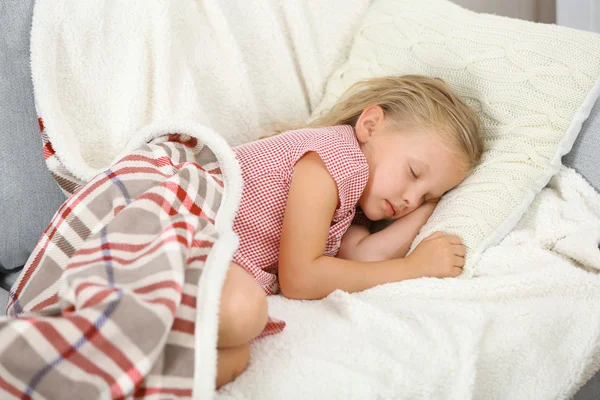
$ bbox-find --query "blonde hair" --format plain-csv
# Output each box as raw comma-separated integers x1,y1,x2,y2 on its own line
268,75,483,171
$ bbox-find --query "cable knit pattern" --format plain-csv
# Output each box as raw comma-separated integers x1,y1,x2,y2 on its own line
312,0,600,277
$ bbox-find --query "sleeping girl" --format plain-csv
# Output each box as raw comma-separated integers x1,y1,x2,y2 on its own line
216,75,484,387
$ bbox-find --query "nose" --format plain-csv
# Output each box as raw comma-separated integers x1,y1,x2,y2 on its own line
403,192,421,207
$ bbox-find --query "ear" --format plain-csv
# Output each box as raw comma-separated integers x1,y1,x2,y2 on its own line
354,105,385,144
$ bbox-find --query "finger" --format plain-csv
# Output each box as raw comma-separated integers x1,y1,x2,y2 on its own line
424,231,444,241
454,256,465,267
453,244,466,257
446,235,462,245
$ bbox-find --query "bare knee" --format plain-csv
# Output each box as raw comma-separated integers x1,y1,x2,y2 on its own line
216,343,250,388
218,263,268,348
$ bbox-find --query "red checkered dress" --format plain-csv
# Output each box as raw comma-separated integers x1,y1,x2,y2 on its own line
232,125,370,337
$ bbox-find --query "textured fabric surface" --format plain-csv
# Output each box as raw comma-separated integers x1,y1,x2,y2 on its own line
313,0,600,277
0,0,66,270
2,133,238,399
563,99,600,192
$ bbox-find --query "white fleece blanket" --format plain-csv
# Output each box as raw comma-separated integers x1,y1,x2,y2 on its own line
30,0,600,399
31,0,370,183
218,166,600,399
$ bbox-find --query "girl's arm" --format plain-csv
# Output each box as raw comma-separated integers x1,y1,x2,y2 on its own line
337,201,437,262
278,152,425,301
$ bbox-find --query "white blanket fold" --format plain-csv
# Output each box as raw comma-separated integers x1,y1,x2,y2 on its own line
31,0,370,182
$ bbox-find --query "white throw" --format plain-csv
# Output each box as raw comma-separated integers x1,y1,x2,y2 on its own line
218,167,600,400
30,0,370,182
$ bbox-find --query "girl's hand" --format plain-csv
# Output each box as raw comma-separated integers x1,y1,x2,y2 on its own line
407,232,465,278
340,200,441,262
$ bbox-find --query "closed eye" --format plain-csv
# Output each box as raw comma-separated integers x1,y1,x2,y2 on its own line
410,166,418,179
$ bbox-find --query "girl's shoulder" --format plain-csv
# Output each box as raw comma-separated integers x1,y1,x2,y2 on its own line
290,125,368,173
290,125,370,212
233,125,368,191
285,124,356,145
233,125,361,163
234,124,354,148
269,125,362,159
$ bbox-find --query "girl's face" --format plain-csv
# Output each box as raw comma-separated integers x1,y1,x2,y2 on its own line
356,106,467,221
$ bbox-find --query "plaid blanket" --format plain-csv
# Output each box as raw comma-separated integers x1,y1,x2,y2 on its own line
0,128,239,399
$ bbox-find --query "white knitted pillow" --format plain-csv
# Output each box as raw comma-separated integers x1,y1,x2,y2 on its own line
312,0,600,277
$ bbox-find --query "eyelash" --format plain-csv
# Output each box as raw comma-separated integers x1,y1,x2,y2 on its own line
410,166,418,179
410,165,428,202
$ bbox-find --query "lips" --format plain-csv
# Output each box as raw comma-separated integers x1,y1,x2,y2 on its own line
385,200,395,218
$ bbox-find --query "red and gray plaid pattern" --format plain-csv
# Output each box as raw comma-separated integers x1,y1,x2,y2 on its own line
231,125,370,337
39,117,87,196
1,127,225,399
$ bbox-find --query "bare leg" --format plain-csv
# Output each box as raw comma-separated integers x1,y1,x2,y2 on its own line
216,344,250,389
215,262,268,388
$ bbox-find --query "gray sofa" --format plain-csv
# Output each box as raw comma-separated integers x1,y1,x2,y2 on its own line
0,0,66,299
1,1,599,398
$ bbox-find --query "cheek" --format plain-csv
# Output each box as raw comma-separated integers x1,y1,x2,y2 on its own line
372,166,404,194
364,161,404,201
